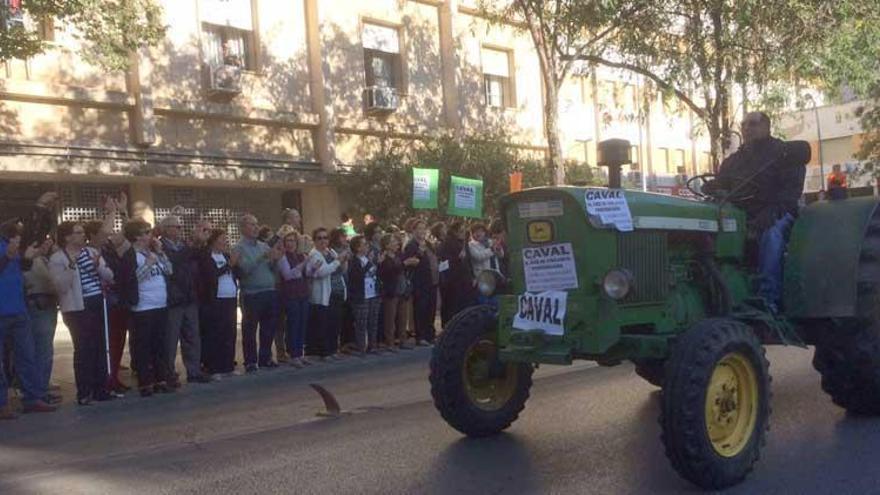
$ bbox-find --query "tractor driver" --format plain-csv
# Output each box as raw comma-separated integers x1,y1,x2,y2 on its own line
707,111,806,313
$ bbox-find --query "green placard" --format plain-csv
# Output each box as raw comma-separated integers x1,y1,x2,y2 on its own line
412,167,439,209
447,175,483,218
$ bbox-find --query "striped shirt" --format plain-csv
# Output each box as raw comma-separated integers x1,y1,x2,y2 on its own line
76,248,103,298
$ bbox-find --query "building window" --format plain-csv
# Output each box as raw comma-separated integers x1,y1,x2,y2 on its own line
481,47,513,108
203,24,255,70
630,145,640,169
671,149,686,174
1,0,23,31
657,147,670,174
362,23,402,90
200,0,257,70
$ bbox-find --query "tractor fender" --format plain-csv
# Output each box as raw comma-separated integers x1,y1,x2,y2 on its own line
784,196,880,318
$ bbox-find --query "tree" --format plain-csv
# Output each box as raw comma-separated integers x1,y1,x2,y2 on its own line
856,83,880,175
337,131,603,225
479,0,648,185
574,0,880,169
0,0,165,71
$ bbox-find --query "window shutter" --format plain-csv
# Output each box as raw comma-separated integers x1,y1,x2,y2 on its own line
481,48,510,78
200,0,254,31
362,23,400,54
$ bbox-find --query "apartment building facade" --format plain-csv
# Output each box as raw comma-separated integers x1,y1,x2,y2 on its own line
0,0,715,237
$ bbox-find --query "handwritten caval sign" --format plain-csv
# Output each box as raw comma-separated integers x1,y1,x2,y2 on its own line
513,290,567,335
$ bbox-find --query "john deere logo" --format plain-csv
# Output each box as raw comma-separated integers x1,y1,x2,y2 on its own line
528,221,553,243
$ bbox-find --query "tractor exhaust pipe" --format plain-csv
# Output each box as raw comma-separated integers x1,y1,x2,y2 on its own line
597,139,631,189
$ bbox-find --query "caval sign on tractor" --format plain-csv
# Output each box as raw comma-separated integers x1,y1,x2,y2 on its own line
513,290,567,335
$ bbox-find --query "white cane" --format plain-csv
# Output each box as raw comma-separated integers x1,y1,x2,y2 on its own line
102,293,112,383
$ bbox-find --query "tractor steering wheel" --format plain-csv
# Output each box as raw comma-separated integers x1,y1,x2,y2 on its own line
686,174,717,199
686,173,759,203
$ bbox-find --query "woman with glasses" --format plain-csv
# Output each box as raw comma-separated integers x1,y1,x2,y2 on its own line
121,220,174,397
307,227,349,360
49,221,115,405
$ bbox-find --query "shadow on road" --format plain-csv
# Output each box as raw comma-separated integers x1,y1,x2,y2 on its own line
425,433,539,494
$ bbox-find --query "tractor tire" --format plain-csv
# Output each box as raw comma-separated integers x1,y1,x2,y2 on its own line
660,318,771,490
812,212,880,415
430,305,534,437
632,358,665,387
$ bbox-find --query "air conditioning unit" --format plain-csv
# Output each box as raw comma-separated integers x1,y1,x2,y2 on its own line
206,63,242,98
364,86,399,113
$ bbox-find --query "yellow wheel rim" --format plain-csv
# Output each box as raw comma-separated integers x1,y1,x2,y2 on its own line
704,352,759,457
463,338,518,411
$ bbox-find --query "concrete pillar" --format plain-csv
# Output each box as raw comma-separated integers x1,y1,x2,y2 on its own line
126,49,156,147
129,182,155,226
438,0,462,132
301,185,341,235
305,0,337,173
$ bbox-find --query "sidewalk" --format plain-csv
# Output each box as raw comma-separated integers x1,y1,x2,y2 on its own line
9,315,434,408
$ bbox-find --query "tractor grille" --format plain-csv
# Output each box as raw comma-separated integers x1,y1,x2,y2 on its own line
617,232,669,304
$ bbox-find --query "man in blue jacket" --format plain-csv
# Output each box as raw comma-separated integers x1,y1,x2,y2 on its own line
0,222,57,419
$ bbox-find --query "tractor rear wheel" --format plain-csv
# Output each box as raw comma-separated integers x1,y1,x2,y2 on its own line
660,318,770,490
812,213,880,415
430,305,534,437
632,358,665,387
812,321,880,414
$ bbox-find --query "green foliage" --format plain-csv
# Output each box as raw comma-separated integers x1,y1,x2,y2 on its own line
856,83,880,175
337,133,603,226
572,0,880,165
0,0,166,71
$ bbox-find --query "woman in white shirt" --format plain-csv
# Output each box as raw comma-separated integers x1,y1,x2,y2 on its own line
197,229,239,377
122,220,173,397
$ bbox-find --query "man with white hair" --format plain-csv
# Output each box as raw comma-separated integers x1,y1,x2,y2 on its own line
160,211,211,384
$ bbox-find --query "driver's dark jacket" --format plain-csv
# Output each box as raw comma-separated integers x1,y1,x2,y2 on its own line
715,137,805,219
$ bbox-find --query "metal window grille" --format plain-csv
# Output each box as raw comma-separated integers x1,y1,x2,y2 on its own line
58,184,129,231
153,186,282,244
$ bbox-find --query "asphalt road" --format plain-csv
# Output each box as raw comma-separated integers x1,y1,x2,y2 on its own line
1,345,879,495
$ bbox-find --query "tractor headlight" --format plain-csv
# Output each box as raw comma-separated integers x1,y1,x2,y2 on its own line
477,270,499,296
603,269,633,300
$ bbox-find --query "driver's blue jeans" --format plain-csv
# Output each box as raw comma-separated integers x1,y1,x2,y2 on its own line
758,212,795,309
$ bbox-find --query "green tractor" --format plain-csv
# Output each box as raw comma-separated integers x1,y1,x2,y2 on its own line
429,139,880,489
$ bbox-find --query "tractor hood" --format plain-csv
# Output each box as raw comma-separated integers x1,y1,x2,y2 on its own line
500,186,742,234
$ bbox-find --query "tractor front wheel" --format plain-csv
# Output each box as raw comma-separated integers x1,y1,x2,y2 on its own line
632,358,665,387
660,318,770,490
430,305,534,437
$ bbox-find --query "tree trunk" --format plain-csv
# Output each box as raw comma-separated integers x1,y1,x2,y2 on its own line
544,81,565,185
708,121,722,172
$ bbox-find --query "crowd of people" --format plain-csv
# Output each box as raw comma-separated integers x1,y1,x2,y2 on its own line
0,192,507,419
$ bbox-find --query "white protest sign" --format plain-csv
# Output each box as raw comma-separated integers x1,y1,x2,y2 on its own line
413,176,430,201
584,188,633,232
453,184,476,209
513,291,567,335
522,243,578,292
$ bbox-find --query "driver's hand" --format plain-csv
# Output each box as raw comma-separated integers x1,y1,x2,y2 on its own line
701,180,723,197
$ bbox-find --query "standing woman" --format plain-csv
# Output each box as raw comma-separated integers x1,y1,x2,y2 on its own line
403,219,436,346
197,229,239,377
377,233,410,351
437,222,473,326
277,230,311,368
347,235,380,353
307,228,348,360
49,221,115,405
123,220,174,397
